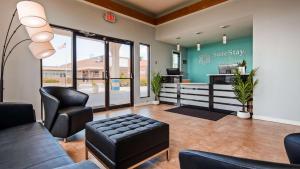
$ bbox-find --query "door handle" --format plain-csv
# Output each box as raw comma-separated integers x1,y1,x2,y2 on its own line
105,71,109,80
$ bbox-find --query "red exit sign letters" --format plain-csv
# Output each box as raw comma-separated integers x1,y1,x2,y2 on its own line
104,11,116,23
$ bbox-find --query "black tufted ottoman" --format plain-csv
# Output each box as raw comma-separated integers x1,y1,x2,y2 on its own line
85,114,169,169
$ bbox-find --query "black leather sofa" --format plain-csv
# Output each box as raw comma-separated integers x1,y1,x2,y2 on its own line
179,133,300,169
40,87,93,141
0,103,100,169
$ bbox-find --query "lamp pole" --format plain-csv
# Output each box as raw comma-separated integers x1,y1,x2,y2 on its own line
0,9,31,102
1,1,55,102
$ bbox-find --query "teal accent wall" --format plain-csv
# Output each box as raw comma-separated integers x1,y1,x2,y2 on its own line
187,36,253,83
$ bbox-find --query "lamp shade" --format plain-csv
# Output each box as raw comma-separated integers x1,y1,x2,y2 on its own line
29,41,55,59
17,1,47,28
25,24,54,42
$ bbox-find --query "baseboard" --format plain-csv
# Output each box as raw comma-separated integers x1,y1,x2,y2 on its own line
253,115,300,126
134,101,154,107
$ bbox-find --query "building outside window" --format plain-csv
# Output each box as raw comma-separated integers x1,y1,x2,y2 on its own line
139,43,150,98
42,28,73,87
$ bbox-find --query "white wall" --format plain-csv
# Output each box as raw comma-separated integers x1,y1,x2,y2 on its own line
156,0,300,125
0,0,175,120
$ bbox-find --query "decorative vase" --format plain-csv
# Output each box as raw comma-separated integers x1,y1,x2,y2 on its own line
153,100,160,105
237,111,251,119
238,66,246,74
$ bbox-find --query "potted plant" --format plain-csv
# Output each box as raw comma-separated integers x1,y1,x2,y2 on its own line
233,68,258,119
237,60,247,74
151,72,162,105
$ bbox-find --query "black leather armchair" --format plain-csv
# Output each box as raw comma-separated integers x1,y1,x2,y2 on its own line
179,133,300,169
40,87,93,141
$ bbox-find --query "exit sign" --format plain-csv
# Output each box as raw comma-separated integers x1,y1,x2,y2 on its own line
104,11,116,23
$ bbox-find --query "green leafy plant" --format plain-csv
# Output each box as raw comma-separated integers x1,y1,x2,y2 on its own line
233,68,258,112
238,60,247,67
151,72,162,101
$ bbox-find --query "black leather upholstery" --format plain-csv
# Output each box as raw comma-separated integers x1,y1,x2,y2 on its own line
86,114,169,169
179,150,300,169
40,87,93,138
285,133,300,164
0,123,73,169
0,102,35,130
0,103,100,169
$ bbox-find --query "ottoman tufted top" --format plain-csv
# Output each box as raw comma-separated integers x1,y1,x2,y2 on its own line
86,114,165,142
85,114,169,165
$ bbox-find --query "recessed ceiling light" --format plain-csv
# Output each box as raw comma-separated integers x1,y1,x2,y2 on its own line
220,25,230,29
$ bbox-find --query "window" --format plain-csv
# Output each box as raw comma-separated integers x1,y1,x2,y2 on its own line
139,44,150,98
172,51,180,69
41,25,134,111
42,28,73,87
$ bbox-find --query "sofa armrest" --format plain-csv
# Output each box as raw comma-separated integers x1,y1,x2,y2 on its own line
0,103,36,130
53,161,100,169
179,150,300,169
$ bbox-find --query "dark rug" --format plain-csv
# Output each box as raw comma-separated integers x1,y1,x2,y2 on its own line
166,106,229,121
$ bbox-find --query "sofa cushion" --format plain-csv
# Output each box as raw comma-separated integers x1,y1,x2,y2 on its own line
0,123,73,169
53,161,100,169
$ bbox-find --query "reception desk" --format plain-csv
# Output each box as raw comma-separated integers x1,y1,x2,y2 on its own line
160,74,249,113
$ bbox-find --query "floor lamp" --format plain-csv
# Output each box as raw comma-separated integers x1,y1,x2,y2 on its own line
0,1,56,102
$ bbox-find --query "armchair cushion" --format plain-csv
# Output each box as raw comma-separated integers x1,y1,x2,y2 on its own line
179,150,300,169
0,103,35,130
51,106,93,138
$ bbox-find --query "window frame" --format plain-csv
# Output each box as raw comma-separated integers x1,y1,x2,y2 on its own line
40,24,135,114
40,28,74,88
139,43,150,98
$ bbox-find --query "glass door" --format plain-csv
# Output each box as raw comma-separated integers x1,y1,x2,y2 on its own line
75,34,133,110
75,35,106,109
108,41,133,108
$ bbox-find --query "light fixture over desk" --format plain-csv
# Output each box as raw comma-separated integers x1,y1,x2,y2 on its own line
0,1,55,101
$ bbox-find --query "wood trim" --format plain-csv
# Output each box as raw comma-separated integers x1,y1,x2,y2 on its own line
156,0,228,25
84,0,156,25
84,0,228,25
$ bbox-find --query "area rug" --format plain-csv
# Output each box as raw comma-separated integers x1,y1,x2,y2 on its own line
165,106,229,121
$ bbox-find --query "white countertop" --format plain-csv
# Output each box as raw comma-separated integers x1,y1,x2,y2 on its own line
207,74,249,76
180,83,208,85
161,75,184,77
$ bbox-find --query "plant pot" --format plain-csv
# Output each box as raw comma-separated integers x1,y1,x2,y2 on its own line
237,111,251,119
153,100,160,105
238,66,246,75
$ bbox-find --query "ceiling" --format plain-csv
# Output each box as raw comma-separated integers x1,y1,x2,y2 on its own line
111,0,202,17
83,0,228,25
162,16,253,47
